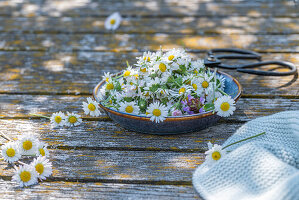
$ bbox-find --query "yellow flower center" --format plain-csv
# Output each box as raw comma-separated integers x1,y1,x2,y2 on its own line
159,63,166,72
134,74,139,79
110,19,116,25
220,102,230,111
145,92,149,96
105,77,109,82
125,105,134,113
39,148,45,156
6,148,15,157
143,57,150,62
20,171,31,182
68,116,77,124
168,55,174,61
35,163,44,175
212,151,221,161
146,112,150,115
194,70,198,75
202,81,209,88
88,103,96,111
179,87,186,94
109,99,112,104
140,67,147,72
23,140,32,151
124,71,131,77
54,116,62,123
106,83,114,90
152,109,161,117
192,83,198,90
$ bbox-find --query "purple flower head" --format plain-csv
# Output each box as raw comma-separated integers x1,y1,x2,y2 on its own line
199,107,204,113
172,110,183,116
200,97,205,105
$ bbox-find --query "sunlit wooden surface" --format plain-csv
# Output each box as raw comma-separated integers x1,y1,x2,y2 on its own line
0,0,298,199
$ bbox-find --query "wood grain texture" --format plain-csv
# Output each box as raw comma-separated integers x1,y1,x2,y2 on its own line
0,180,201,200
0,52,298,95
0,95,298,120
1,33,298,52
0,119,240,150
0,148,205,182
0,0,297,17
0,16,298,34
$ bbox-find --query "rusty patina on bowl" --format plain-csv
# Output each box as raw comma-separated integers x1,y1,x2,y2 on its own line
93,71,241,135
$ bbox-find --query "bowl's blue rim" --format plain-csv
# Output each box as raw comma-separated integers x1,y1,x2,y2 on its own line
93,70,242,122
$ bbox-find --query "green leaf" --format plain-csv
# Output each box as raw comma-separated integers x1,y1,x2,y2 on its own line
204,103,215,111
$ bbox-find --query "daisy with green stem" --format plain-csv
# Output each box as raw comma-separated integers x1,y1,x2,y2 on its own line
204,132,266,165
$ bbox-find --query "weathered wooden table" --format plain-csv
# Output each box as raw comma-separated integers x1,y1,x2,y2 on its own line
0,0,298,199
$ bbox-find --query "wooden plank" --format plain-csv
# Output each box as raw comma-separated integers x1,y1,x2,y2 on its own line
0,16,298,34
0,33,298,52
0,95,298,120
0,180,201,200
0,52,298,96
0,0,297,17
0,119,239,150
0,149,205,182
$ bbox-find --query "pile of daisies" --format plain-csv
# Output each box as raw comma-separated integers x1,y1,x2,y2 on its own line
97,48,236,123
1,133,52,187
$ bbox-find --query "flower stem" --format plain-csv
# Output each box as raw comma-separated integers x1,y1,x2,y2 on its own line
217,89,229,96
0,132,13,141
223,132,266,149
30,114,50,119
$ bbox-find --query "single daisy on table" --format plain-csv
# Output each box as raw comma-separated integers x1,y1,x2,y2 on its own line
119,101,140,115
214,96,236,117
104,12,122,31
146,102,168,123
36,142,49,158
204,142,227,165
18,134,39,156
1,142,21,163
12,164,38,187
82,97,101,117
50,111,66,128
31,156,52,181
65,112,82,127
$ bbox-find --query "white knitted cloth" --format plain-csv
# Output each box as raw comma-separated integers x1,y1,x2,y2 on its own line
193,111,299,200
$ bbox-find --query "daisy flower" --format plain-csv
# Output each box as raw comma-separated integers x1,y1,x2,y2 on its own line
155,61,169,74
170,85,192,98
31,156,52,181
82,97,101,117
18,134,39,156
214,96,236,117
123,66,138,78
104,12,122,31
198,74,213,95
102,72,112,82
146,102,168,123
65,112,82,127
119,101,140,115
216,74,226,90
36,142,49,157
12,164,38,187
105,81,115,91
191,78,203,96
164,48,186,63
204,142,227,165
189,59,205,74
50,111,66,128
1,142,21,163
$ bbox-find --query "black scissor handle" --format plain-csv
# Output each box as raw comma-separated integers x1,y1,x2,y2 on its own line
237,61,297,76
208,48,262,60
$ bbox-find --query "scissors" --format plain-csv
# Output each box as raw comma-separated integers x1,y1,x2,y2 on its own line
204,48,297,76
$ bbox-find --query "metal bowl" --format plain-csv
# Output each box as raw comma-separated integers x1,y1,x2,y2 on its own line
93,71,241,135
